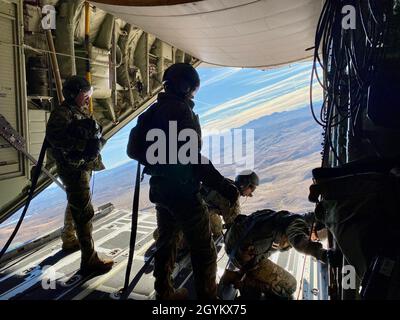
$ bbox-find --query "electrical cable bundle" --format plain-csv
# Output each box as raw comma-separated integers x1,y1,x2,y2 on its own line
310,0,392,165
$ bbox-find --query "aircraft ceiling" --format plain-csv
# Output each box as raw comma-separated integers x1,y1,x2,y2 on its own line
92,0,324,68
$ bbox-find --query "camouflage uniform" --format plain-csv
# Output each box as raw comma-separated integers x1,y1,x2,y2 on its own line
147,91,238,300
61,204,76,245
153,184,241,242
152,190,217,300
46,101,105,267
201,184,241,237
221,259,297,299
222,209,326,299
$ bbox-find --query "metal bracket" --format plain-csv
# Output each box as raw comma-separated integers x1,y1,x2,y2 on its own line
0,114,65,191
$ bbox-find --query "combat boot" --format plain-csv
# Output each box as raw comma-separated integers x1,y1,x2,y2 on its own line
156,287,188,300
80,252,114,276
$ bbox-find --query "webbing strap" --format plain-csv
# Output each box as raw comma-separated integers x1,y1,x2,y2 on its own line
121,163,141,299
0,140,48,261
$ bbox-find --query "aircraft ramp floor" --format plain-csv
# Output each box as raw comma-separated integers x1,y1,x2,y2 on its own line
0,208,328,300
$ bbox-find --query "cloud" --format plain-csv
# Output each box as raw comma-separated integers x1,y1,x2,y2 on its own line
237,64,311,87
202,83,323,131
200,68,242,87
201,69,311,119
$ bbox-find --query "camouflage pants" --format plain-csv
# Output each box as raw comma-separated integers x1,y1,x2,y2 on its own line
154,198,217,300
152,228,186,250
61,204,76,244
222,258,297,299
58,166,95,264
209,212,223,237
153,210,224,243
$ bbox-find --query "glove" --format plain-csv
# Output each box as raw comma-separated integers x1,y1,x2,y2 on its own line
217,178,240,206
316,248,328,264
308,244,332,265
295,239,327,263
326,249,342,267
83,139,102,161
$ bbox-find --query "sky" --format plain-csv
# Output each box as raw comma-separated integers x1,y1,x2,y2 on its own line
101,61,322,170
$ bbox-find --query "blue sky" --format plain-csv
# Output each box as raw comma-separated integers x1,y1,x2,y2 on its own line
101,61,322,170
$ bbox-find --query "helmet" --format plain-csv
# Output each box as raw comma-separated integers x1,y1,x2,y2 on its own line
235,170,259,191
62,75,92,104
162,63,200,98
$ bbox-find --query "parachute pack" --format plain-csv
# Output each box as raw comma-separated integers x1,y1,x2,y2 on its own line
127,102,159,166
